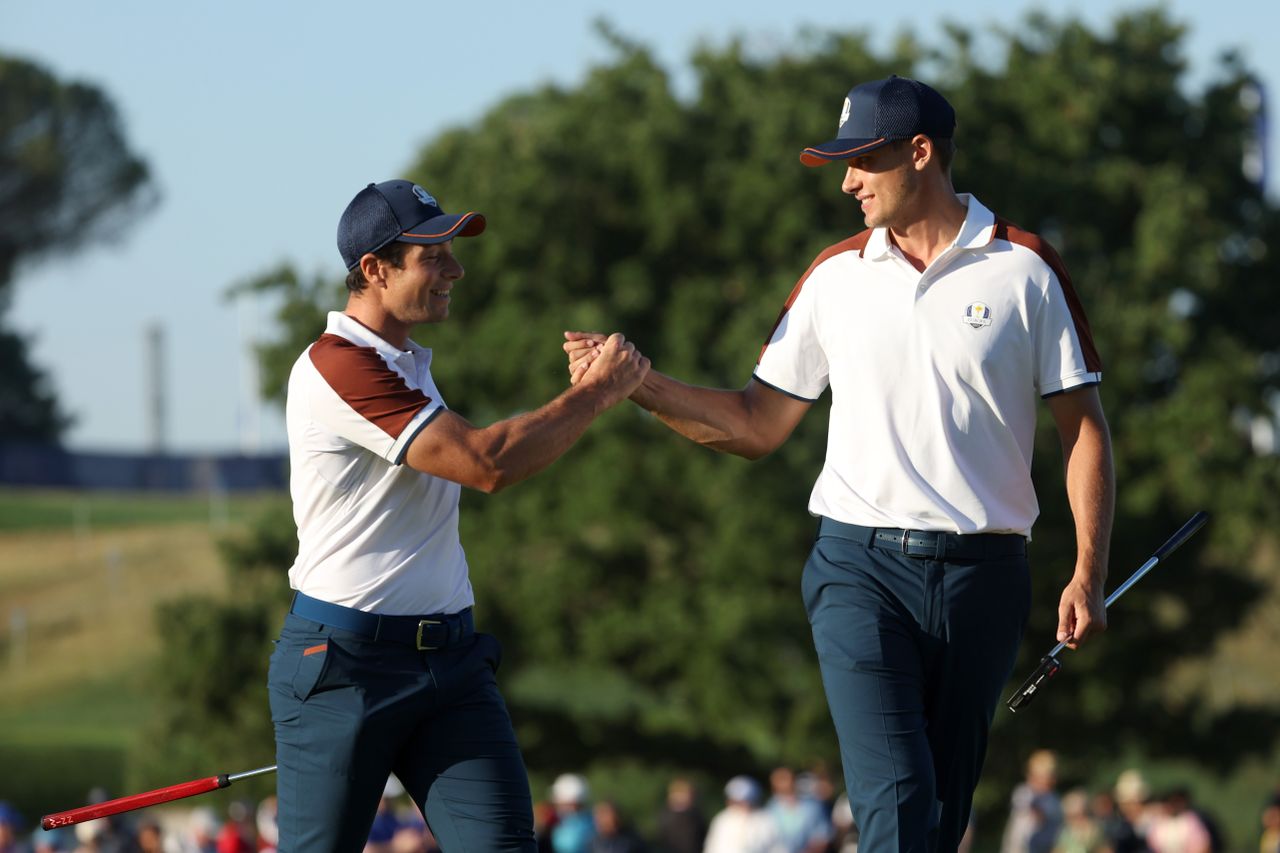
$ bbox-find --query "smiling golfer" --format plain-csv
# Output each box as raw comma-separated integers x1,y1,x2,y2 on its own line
566,76,1115,851
270,179,649,852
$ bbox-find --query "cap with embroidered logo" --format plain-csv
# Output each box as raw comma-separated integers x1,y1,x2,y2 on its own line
337,179,486,270
800,75,955,167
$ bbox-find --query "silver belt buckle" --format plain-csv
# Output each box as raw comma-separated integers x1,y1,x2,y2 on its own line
900,529,911,554
416,619,442,651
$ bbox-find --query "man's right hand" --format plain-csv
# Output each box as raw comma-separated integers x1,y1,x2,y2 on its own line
573,332,649,407
565,330,812,460
563,331,608,385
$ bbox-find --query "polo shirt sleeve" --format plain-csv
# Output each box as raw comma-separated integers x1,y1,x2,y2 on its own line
753,267,830,402
304,334,443,464
1033,266,1103,398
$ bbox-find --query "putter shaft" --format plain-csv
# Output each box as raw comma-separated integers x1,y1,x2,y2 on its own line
1006,511,1209,713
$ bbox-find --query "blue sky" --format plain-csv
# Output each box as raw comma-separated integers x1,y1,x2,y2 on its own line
4,0,1277,453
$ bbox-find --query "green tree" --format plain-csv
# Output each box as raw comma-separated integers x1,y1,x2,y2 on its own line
155,9,1280,840
0,55,157,440
133,502,293,794
0,325,68,439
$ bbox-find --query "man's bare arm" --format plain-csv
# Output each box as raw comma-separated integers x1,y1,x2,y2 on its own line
1046,384,1115,649
407,333,648,493
565,331,810,460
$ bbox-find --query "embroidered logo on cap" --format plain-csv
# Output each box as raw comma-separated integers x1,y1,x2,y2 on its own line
412,185,438,208
962,301,992,329
839,97,851,129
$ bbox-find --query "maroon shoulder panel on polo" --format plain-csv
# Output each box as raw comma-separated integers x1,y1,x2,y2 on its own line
309,334,432,438
758,230,872,364
994,219,1103,373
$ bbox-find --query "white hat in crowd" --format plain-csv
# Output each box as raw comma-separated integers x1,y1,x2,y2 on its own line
724,775,762,805
551,773,590,805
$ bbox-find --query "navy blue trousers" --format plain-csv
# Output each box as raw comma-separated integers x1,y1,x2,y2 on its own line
801,519,1031,852
267,613,537,853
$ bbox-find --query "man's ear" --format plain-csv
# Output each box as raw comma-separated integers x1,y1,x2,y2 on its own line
910,134,933,172
358,253,385,288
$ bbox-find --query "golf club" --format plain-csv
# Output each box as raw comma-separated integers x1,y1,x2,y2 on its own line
1006,510,1210,713
41,765,276,830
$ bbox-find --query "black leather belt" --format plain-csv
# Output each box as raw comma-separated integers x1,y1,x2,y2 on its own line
290,592,474,650
817,517,1026,560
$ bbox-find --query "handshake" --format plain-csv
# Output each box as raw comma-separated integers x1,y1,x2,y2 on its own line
561,330,649,405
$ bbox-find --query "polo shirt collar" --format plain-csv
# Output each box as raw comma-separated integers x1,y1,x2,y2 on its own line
861,193,996,259
325,311,431,366
954,193,996,249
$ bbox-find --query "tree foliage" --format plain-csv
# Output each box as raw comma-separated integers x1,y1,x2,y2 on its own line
152,8,1280,836
0,55,157,440
133,503,294,796
0,325,70,439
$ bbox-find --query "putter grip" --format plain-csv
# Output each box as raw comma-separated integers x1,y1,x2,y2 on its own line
42,775,229,830
1153,511,1210,562
1006,654,1061,713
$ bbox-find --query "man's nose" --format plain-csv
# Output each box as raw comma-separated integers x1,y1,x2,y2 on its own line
841,166,861,195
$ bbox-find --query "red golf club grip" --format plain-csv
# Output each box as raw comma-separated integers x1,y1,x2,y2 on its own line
41,775,229,830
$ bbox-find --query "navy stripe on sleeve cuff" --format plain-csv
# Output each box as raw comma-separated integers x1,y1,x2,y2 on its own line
751,374,821,403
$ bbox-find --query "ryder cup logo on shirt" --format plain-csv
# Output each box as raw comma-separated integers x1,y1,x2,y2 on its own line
412,185,438,208
962,301,992,329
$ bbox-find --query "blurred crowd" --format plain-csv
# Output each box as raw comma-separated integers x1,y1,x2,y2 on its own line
998,749,1280,853
2,755,1278,853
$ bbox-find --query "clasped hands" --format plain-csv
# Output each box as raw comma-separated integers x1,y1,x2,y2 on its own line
561,330,648,403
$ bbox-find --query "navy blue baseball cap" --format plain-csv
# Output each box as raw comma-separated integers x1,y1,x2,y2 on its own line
800,75,955,167
337,180,486,270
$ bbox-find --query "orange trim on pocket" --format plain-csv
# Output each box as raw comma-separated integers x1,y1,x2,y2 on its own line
303,643,328,657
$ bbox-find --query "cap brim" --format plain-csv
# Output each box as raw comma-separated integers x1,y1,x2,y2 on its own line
799,136,892,167
399,211,486,244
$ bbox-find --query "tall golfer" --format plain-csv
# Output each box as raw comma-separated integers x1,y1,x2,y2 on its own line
566,76,1114,851
271,179,649,852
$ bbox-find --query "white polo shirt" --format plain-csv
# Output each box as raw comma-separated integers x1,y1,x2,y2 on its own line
754,194,1101,537
284,311,473,615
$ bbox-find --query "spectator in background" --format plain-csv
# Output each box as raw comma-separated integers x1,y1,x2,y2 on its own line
1002,749,1063,853
367,803,400,853
1113,770,1153,849
828,793,859,853
214,802,252,853
73,817,137,853
1146,788,1212,853
1261,789,1280,853
72,790,139,853
389,822,439,853
550,774,595,853
703,776,783,853
533,801,558,853
377,783,438,853
1052,789,1107,853
655,777,705,853
798,766,836,818
367,779,405,853
255,797,277,853
764,767,831,853
33,828,72,853
0,802,31,853
133,818,166,853
1169,789,1223,853
590,801,646,853
177,809,217,853
1091,789,1146,853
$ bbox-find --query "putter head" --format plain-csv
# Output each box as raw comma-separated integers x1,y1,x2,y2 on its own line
1006,654,1062,713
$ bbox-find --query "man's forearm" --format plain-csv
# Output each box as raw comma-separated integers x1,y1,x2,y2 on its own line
1062,412,1115,585
476,384,614,490
410,383,620,493
628,370,768,458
